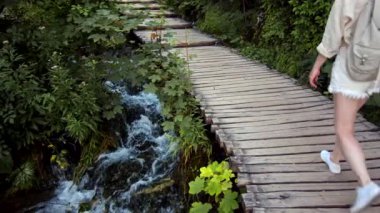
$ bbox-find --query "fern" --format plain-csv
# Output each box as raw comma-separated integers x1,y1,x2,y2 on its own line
9,161,35,194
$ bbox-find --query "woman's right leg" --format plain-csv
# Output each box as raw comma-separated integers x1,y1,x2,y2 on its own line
331,138,344,163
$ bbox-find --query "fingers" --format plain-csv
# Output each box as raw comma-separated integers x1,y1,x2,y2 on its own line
309,71,319,89
309,76,317,88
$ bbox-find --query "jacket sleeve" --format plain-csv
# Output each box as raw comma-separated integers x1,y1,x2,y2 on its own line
317,0,355,58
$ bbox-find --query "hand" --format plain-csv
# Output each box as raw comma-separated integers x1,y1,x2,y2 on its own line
309,54,327,89
309,67,321,89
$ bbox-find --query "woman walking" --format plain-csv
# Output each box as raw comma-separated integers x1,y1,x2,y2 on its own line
309,0,380,212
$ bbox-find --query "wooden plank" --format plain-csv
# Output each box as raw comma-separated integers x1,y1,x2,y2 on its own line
194,79,294,90
190,66,277,75
147,10,177,17
249,207,380,213
189,58,259,66
191,75,287,85
231,132,380,149
186,55,248,63
204,101,333,115
189,63,270,72
214,118,338,131
234,141,380,157
203,97,329,111
135,29,217,47
214,111,367,126
191,71,279,80
236,159,380,174
180,50,246,59
176,46,237,54
203,97,323,112
191,70,290,79
198,90,320,103
220,119,336,133
207,104,333,118
233,148,380,165
242,190,380,208
129,3,163,10
138,18,191,30
228,125,376,141
189,65,273,73
197,87,317,100
121,7,175,18
202,93,325,107
247,182,359,193
214,109,335,124
194,84,304,97
191,68,275,78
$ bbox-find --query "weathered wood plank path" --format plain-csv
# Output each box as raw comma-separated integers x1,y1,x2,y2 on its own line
123,0,380,212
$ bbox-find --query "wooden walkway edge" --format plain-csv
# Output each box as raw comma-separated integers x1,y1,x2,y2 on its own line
123,1,380,212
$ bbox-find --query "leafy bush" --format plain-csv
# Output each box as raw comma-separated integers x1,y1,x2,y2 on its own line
68,2,142,49
0,0,142,194
198,6,244,42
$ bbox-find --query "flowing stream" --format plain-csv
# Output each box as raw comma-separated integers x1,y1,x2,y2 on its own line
29,82,181,213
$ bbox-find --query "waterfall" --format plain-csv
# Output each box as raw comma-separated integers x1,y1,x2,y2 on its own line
30,82,181,213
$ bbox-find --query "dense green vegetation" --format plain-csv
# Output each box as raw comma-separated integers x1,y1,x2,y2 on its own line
165,0,380,124
1,0,138,195
0,0,212,206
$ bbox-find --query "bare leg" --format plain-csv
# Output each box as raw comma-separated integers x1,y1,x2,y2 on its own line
334,93,370,186
331,138,344,163
331,98,367,164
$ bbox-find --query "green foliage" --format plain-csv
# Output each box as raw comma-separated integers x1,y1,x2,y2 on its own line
49,144,70,170
198,6,244,42
188,161,239,213
68,2,142,48
190,202,212,213
165,0,208,19
0,0,143,194
289,0,331,52
0,45,46,149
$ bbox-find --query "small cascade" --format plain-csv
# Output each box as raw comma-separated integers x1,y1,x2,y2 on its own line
30,82,181,213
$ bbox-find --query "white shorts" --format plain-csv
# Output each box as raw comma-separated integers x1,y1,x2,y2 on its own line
328,46,380,99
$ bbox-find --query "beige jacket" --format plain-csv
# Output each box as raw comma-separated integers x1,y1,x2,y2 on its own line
317,0,368,58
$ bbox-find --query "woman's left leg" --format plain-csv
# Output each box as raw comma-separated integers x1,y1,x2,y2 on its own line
334,93,370,185
330,98,367,164
333,94,380,213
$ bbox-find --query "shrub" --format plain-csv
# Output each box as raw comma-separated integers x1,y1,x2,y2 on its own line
0,0,142,194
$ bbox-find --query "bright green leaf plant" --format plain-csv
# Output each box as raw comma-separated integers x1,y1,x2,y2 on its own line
188,161,239,213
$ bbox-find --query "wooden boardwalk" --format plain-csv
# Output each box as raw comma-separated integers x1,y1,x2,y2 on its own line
123,1,380,212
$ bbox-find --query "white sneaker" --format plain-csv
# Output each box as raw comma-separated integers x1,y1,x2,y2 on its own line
350,182,380,213
320,150,341,174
